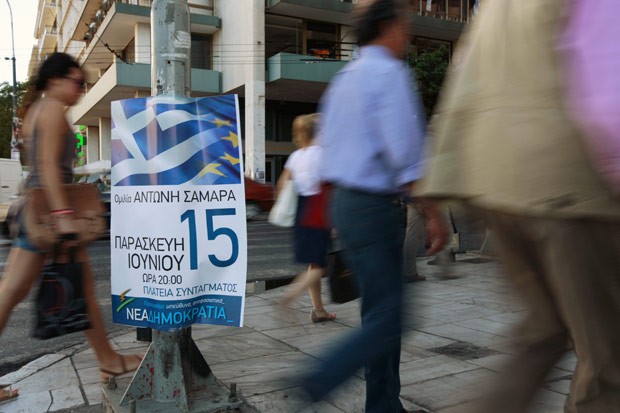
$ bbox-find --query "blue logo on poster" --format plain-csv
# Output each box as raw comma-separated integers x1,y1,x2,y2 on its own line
111,95,241,186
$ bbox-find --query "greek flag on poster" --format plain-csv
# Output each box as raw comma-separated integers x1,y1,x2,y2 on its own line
110,95,247,331
111,95,241,187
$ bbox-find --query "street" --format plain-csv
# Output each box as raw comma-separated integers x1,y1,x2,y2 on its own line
0,220,301,375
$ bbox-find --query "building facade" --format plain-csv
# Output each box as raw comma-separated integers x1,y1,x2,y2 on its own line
29,0,471,183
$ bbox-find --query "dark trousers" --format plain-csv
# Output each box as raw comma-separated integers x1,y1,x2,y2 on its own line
304,187,406,413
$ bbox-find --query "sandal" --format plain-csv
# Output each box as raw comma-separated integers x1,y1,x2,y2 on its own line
0,385,18,405
310,309,336,323
100,354,142,383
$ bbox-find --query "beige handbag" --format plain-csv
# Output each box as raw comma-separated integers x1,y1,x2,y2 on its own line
268,179,297,227
23,184,106,251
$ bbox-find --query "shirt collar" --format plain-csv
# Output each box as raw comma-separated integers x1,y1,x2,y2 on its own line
360,45,398,60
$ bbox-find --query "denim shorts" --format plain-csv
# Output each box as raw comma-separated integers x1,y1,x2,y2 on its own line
13,219,44,254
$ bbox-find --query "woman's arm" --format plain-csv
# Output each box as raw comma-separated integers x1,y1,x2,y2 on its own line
275,168,291,199
36,100,72,212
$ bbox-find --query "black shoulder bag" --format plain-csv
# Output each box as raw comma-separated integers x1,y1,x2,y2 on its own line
33,240,91,339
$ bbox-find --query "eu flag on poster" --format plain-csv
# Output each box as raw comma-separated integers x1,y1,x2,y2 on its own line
111,95,241,186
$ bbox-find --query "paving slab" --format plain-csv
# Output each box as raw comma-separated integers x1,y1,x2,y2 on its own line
49,386,83,412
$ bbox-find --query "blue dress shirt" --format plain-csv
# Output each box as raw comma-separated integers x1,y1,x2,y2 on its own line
318,45,427,194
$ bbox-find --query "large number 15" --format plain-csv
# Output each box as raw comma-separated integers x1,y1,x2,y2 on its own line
181,208,239,269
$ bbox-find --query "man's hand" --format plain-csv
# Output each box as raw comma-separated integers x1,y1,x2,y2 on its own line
420,200,449,256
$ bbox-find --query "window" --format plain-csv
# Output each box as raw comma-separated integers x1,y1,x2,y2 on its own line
306,21,339,59
265,14,303,59
122,38,136,63
191,34,212,70
266,101,319,142
265,16,342,60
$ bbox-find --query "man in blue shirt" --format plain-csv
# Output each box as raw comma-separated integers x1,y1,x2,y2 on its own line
302,0,448,411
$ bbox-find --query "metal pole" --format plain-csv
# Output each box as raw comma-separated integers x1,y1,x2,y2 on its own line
4,0,19,161
116,1,242,410
150,0,191,98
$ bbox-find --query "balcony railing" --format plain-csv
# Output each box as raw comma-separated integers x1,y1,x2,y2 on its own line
409,0,472,23
44,25,58,36
83,0,214,44
111,0,213,12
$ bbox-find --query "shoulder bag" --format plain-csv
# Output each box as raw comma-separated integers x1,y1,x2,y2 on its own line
268,179,298,227
23,184,106,251
33,243,91,339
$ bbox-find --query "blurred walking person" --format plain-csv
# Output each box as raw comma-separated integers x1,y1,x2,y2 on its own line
418,1,620,412
0,54,141,405
301,1,448,411
277,113,335,323
403,204,426,282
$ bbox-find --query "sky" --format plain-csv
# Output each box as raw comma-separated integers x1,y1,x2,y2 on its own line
0,0,37,85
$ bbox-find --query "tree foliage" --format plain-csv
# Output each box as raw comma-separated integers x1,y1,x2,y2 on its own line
407,45,450,120
0,81,29,159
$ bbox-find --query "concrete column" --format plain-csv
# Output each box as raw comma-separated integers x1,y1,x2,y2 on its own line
99,117,112,161
244,0,266,182
134,22,151,64
87,126,100,163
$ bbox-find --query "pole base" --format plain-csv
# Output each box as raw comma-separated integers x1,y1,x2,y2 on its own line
103,376,243,413
112,328,243,412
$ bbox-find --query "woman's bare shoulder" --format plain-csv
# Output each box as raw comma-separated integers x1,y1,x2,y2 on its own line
34,99,68,130
37,99,66,116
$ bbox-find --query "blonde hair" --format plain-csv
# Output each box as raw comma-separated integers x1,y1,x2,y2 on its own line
292,113,320,147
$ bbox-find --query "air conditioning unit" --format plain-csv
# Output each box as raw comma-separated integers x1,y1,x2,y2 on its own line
101,0,111,11
89,22,97,32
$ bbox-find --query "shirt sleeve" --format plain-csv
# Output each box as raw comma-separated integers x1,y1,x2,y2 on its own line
373,65,427,187
284,150,297,172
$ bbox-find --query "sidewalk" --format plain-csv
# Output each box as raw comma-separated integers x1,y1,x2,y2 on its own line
0,254,574,413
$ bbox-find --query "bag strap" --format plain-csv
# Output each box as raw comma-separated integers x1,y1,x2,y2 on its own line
448,209,458,234
52,233,78,263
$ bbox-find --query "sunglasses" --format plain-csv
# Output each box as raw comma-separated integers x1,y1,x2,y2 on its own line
64,76,86,89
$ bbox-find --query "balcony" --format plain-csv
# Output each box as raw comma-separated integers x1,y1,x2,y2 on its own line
73,0,215,42
266,0,354,25
68,62,221,126
38,25,58,57
409,0,471,23
408,0,469,41
79,1,220,71
37,0,58,30
266,52,346,102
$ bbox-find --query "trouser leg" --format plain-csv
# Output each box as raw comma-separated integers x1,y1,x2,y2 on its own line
537,220,620,413
472,210,569,413
403,205,424,277
303,189,405,413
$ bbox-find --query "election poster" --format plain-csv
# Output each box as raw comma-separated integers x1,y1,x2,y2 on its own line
109,95,247,330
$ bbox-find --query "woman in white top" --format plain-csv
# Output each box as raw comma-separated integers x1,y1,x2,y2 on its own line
276,114,335,322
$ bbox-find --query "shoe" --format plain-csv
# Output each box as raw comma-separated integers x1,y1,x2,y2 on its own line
427,251,456,265
0,385,18,405
100,354,142,383
404,274,426,283
310,309,336,323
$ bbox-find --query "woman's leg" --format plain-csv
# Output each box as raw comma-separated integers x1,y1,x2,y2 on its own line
280,267,310,308
281,265,335,318
0,247,46,333
306,264,334,319
77,249,141,375
0,247,46,401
